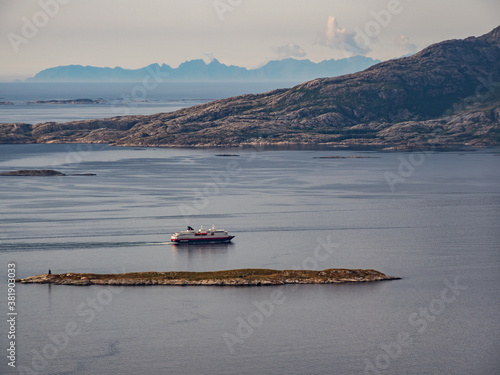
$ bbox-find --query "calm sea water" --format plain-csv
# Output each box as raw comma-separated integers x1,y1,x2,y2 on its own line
0,82,297,124
0,144,499,375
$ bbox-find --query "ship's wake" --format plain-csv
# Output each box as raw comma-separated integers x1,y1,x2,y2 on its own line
0,241,170,252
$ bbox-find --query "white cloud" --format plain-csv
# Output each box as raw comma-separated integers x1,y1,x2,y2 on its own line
316,16,370,55
394,35,417,54
203,53,216,64
273,43,306,59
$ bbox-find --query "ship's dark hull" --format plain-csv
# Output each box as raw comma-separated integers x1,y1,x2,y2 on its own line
171,236,234,244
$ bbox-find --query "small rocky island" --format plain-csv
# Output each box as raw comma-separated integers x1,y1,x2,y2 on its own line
0,169,66,176
27,98,106,104
17,268,399,286
0,169,97,176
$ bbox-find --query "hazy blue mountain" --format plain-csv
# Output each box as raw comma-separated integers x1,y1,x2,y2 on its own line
26,63,172,82
27,57,380,82
251,56,382,81
167,59,249,80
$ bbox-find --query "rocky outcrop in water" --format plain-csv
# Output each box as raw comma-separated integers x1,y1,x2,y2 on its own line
17,269,399,286
27,99,106,104
0,169,96,176
0,169,65,176
1,27,499,148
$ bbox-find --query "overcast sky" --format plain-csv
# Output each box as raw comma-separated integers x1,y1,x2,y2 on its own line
1,0,499,81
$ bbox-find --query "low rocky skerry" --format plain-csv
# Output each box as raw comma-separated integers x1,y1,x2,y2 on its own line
17,268,399,286
0,169,96,176
0,169,66,176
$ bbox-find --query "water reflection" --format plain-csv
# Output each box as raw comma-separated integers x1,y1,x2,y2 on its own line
170,242,234,254
170,242,233,269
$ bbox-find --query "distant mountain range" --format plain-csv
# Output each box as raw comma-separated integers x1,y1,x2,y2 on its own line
3,26,499,149
27,57,380,82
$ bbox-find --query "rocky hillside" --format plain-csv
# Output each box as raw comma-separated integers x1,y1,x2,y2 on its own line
1,26,499,148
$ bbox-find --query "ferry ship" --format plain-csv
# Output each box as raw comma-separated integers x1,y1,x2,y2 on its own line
171,225,235,243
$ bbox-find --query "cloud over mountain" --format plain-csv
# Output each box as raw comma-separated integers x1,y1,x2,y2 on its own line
273,43,307,59
394,34,417,54
316,16,370,55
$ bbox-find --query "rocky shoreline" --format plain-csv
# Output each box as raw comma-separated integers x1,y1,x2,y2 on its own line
16,268,399,286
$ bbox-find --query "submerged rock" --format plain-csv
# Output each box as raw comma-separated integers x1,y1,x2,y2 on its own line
313,155,380,159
